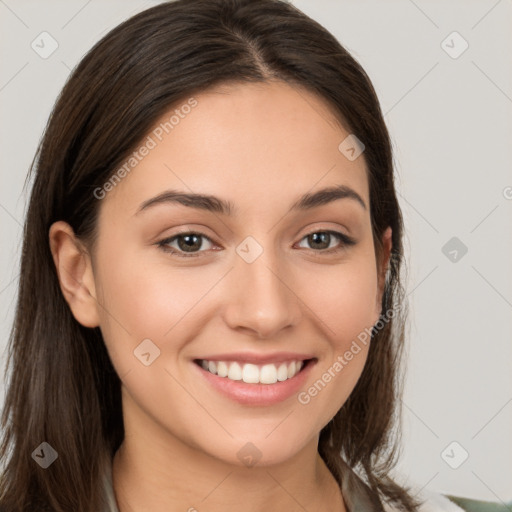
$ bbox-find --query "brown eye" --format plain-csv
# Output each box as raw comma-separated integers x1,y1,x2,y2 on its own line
297,230,356,253
157,232,215,258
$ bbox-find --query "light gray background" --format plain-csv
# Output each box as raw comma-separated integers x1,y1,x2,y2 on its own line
1,0,511,503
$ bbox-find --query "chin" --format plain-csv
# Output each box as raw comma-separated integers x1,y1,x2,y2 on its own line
208,428,316,469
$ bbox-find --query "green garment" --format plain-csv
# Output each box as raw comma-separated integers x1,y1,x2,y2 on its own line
446,495,512,512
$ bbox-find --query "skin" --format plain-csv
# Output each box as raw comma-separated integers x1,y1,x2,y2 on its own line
49,80,392,512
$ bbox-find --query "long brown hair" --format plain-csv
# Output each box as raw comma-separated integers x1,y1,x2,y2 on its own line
0,0,418,510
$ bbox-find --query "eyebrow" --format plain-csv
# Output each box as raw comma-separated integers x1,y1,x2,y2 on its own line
135,184,366,216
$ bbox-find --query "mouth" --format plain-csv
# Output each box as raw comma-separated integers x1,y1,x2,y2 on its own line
193,357,316,385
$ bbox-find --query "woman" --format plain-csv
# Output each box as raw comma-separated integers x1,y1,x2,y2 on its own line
0,1,506,510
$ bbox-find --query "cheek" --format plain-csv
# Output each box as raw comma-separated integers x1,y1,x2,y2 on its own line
293,258,377,420
301,257,379,346
94,245,221,367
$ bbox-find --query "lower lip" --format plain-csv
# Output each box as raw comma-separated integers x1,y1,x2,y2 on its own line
192,360,316,406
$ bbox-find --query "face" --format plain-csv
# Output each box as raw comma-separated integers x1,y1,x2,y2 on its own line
59,81,391,468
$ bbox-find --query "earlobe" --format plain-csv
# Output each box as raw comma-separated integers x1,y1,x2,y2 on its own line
48,221,100,328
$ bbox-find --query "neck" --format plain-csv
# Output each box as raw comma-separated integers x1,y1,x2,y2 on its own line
112,407,346,512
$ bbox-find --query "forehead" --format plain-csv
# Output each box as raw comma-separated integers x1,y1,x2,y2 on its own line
102,80,369,217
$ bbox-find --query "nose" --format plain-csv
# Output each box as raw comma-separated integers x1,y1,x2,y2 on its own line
223,247,302,339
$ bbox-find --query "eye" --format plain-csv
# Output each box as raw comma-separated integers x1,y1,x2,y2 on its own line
157,231,215,258
296,230,356,254
157,229,356,259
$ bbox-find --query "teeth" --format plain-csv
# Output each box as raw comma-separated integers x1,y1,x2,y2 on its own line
242,363,259,383
217,361,229,378
228,361,242,381
199,359,305,384
287,361,296,379
260,364,277,384
277,363,288,382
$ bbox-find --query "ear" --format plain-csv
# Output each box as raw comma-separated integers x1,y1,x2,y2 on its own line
48,221,100,328
374,226,393,324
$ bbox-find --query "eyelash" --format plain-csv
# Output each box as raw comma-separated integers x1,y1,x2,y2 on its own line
156,229,356,258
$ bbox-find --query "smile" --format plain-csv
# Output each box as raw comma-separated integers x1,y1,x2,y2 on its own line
192,353,317,405
196,359,307,384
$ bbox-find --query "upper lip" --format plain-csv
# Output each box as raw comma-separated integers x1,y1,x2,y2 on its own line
194,352,316,365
